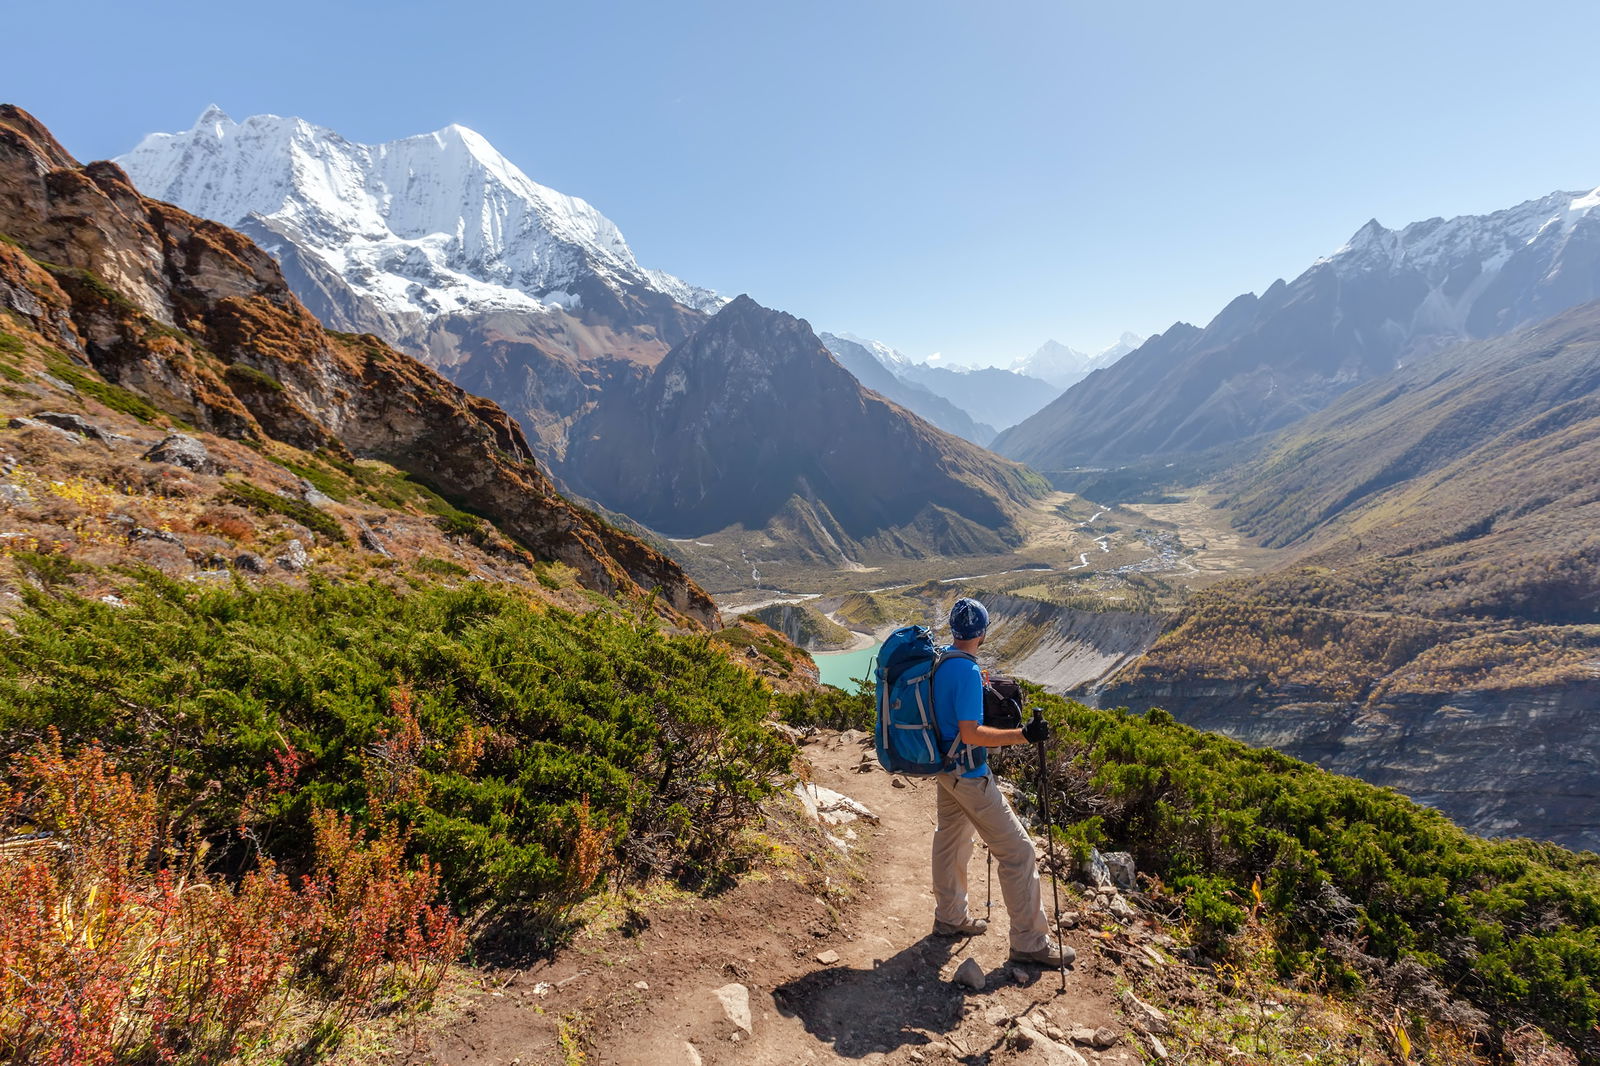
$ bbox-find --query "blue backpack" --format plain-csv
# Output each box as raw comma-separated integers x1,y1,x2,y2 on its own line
873,625,977,775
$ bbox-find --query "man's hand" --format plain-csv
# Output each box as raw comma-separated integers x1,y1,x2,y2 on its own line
1021,718,1050,745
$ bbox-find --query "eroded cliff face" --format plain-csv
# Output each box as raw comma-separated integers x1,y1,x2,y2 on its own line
1098,678,1600,851
0,105,717,626
979,594,1167,692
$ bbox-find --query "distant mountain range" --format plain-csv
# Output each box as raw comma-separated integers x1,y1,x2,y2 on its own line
1012,334,1145,389
818,332,996,444
118,109,1046,566
996,186,1600,470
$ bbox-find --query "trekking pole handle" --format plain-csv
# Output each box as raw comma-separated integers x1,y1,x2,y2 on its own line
1030,706,1043,727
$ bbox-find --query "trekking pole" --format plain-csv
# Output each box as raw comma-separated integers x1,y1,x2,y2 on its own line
1031,706,1067,993
985,845,994,922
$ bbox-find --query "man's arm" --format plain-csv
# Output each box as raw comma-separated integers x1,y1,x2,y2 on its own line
958,720,1028,748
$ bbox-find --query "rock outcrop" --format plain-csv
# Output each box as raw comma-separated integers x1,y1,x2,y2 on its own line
0,104,716,625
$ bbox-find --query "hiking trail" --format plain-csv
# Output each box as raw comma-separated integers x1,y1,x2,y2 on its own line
410,731,1159,1065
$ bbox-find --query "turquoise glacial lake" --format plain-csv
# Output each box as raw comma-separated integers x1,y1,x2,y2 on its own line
814,642,881,691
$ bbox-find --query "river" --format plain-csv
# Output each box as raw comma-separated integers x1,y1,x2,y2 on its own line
814,642,881,691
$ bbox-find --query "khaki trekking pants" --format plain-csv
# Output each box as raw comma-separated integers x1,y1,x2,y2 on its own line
931,771,1052,953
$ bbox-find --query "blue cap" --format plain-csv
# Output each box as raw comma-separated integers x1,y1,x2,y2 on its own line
949,597,989,639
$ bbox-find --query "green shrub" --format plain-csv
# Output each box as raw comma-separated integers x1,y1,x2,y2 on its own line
223,362,286,393
224,481,347,544
776,683,873,732
0,575,794,921
1002,692,1600,1057
42,359,162,423
414,557,470,578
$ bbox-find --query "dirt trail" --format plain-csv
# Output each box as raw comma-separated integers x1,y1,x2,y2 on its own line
413,734,1139,1065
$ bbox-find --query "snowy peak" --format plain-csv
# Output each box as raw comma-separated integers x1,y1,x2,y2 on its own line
1320,187,1600,279
1012,333,1145,388
116,110,724,322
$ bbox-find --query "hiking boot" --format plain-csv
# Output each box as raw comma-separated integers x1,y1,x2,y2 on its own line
933,917,989,937
1010,943,1076,968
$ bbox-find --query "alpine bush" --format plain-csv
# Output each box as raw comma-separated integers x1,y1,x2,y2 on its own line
1004,692,1600,1058
0,575,794,918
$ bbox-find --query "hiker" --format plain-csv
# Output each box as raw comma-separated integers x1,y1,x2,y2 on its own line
930,597,1071,968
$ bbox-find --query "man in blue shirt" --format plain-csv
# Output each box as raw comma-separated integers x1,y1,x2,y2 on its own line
930,598,1072,968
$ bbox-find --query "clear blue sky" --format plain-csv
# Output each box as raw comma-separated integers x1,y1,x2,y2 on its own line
9,0,1600,366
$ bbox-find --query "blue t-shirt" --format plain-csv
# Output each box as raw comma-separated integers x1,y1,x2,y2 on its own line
932,650,989,778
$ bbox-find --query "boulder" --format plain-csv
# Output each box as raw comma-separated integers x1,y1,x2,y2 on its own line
275,539,310,573
234,551,268,574
8,416,81,444
1081,848,1115,890
142,432,217,473
32,411,110,442
1103,851,1138,891
355,518,391,557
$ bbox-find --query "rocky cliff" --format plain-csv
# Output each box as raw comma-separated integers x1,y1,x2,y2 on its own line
978,593,1167,693
1097,677,1600,851
0,104,716,625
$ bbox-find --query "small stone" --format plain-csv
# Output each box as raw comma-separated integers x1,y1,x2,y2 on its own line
1121,991,1171,1035
1056,911,1080,929
299,478,335,508
1045,1024,1067,1042
1147,1033,1169,1060
129,526,183,547
142,432,218,473
0,483,32,508
1109,896,1138,922
712,982,752,1034
275,538,309,573
234,551,267,574
953,957,985,990
891,776,907,788
908,1054,925,1064
683,1043,704,1066
1011,967,1029,984
634,980,649,990
816,949,840,965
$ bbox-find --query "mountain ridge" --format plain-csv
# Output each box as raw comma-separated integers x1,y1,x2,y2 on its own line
996,184,1600,469
0,103,718,625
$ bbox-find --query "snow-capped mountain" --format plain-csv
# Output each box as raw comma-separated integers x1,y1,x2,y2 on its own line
115,108,726,473
118,107,723,326
1012,334,1145,389
996,184,1600,469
